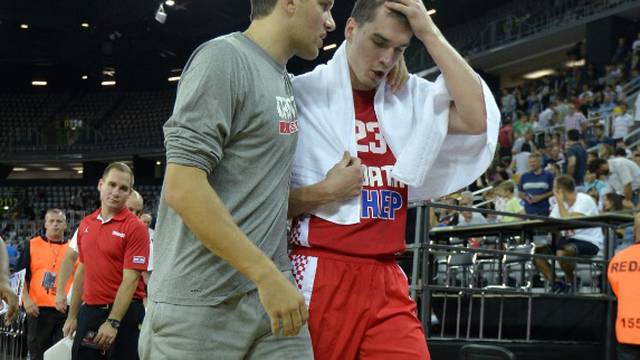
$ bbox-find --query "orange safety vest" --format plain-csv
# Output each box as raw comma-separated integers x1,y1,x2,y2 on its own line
27,236,74,308
608,243,640,345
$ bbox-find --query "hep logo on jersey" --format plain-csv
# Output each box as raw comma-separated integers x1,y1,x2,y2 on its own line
361,189,403,220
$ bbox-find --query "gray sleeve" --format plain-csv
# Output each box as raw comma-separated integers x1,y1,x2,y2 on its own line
164,41,243,174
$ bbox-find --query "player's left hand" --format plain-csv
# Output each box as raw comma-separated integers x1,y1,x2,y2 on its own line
384,0,438,41
0,284,18,326
94,321,117,350
387,54,409,92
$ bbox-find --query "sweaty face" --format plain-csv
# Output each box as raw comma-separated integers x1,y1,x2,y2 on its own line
346,8,412,90
98,169,132,213
292,0,336,60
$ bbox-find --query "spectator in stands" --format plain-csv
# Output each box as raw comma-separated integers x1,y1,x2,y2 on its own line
534,175,602,294
600,93,617,118
563,103,588,135
599,143,614,160
511,142,532,176
501,88,516,118
62,162,149,360
584,168,610,209
518,152,554,216
611,102,634,141
578,84,594,105
564,129,588,187
495,181,524,222
0,236,18,325
5,239,18,272
543,144,564,168
513,111,534,138
457,191,487,226
554,98,571,124
512,128,536,155
607,213,640,360
498,117,513,158
588,123,615,148
615,139,632,158
632,32,640,69
589,152,640,208
536,104,555,132
633,150,640,167
18,209,73,360
604,193,624,213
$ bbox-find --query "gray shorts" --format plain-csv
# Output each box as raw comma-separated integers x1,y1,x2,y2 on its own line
138,290,313,360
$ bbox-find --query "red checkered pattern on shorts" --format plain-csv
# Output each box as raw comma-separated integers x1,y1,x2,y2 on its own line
290,254,309,290
288,218,302,246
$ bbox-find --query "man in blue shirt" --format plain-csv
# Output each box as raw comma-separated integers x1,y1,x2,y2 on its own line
564,129,587,187
5,240,18,272
519,153,555,216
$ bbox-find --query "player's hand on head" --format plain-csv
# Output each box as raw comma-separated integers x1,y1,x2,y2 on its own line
384,0,437,40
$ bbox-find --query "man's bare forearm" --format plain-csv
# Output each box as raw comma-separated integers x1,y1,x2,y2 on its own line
67,264,84,320
288,182,336,219
56,249,78,297
0,239,9,286
107,269,140,321
417,29,486,134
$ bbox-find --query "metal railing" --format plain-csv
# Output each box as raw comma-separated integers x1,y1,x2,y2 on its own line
404,200,635,359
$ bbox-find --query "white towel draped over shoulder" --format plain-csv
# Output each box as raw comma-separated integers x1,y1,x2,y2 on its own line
291,42,500,225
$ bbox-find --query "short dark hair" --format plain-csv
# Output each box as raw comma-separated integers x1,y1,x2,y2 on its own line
351,0,409,26
250,0,278,21
555,175,575,192
587,158,607,174
614,147,627,157
567,129,580,141
605,193,624,211
45,208,66,221
102,162,134,187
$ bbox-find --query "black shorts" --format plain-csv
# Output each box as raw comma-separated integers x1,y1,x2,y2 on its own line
617,343,640,360
551,237,599,256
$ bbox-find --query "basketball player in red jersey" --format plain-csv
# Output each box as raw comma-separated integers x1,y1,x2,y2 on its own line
288,0,498,359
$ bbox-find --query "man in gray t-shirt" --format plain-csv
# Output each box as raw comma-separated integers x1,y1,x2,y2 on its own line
139,1,336,359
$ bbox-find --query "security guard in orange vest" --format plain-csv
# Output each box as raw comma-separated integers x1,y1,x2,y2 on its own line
608,212,640,360
18,209,74,360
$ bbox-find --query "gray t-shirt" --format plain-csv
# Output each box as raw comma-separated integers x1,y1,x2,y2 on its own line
149,32,299,306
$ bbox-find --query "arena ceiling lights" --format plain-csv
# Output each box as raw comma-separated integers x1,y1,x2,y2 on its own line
523,69,555,80
566,59,586,68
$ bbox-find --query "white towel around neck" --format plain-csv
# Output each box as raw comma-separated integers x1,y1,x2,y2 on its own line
291,42,500,225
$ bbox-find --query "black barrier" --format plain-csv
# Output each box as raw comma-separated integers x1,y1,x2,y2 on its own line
403,200,636,360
